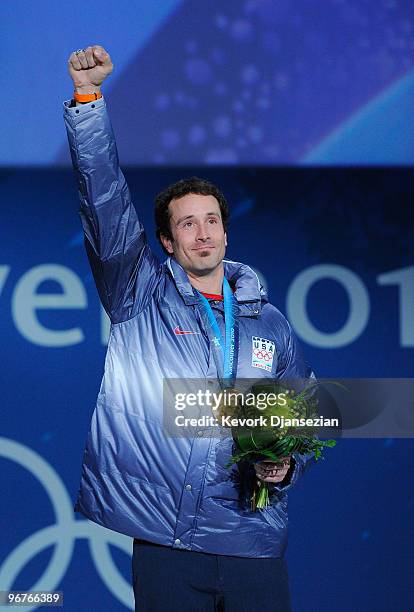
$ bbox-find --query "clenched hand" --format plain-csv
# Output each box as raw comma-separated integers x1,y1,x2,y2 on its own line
67,45,113,94
254,456,291,483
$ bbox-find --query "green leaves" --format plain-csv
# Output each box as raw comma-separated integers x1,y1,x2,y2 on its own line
231,434,336,465
225,383,338,510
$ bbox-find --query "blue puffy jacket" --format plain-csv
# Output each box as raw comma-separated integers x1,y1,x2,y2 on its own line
63,96,313,558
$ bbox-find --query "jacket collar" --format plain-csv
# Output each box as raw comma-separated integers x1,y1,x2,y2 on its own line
166,257,268,316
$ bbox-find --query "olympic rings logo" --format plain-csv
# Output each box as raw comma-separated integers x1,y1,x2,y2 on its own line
0,438,134,611
253,348,272,361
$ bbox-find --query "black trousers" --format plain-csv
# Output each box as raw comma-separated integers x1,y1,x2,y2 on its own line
132,538,292,612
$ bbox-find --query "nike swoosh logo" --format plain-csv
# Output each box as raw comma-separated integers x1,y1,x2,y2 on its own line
173,326,200,335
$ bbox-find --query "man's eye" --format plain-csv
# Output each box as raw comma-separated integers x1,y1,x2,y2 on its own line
183,221,193,227
208,218,218,224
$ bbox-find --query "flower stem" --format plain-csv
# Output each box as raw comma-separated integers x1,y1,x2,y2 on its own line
256,481,269,509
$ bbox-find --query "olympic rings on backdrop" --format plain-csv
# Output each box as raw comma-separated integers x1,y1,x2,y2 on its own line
0,438,134,611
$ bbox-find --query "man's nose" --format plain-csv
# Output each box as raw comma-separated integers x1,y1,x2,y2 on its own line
195,224,210,241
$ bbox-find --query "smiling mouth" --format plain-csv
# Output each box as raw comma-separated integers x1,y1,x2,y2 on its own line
192,246,215,251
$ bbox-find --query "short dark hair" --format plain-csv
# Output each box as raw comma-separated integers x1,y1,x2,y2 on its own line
154,177,229,255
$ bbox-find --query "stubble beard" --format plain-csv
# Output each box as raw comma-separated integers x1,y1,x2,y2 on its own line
188,250,223,276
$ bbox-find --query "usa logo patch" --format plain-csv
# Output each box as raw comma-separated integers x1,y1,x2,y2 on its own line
251,336,275,372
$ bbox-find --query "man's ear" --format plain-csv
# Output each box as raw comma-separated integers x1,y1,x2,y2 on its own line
160,234,174,255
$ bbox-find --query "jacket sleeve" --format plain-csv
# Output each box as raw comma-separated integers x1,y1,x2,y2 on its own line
63,96,160,323
271,452,316,495
273,315,317,493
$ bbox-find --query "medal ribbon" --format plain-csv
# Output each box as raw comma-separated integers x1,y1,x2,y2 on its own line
195,276,239,389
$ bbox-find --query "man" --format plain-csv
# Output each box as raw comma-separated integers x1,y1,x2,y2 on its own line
64,45,313,611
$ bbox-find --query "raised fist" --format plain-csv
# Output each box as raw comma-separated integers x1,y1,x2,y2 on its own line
68,45,113,93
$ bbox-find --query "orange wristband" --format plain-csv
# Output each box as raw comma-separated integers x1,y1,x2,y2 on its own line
73,91,102,103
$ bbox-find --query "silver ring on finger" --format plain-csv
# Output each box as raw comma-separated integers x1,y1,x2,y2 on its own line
75,49,84,55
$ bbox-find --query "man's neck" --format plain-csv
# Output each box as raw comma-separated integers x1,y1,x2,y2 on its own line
186,264,224,295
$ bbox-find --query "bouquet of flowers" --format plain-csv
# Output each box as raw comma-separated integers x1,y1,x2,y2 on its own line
220,382,336,510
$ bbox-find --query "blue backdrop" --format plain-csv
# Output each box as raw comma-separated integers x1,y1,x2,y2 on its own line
1,165,413,610
1,0,414,166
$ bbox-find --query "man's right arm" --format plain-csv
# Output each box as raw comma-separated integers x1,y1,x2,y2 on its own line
64,46,160,323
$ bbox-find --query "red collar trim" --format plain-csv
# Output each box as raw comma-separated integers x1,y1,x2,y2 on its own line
200,292,224,301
